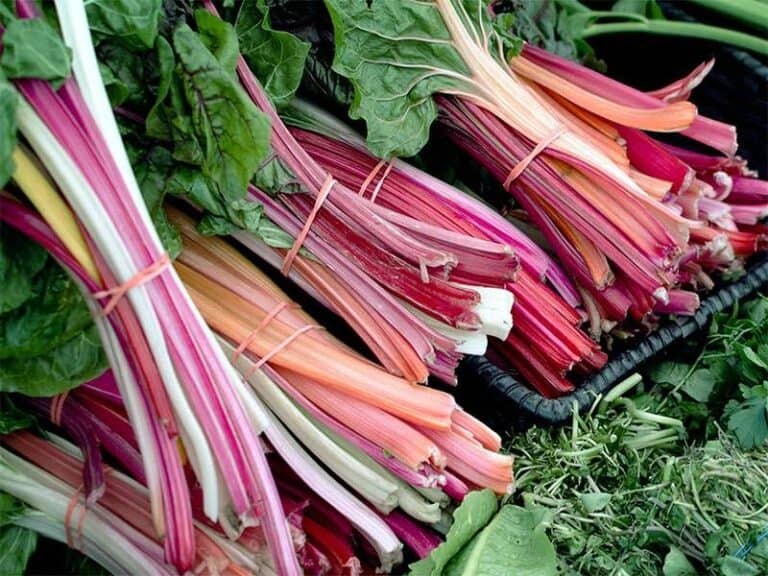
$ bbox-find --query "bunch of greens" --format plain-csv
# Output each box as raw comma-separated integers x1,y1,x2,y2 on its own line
515,416,768,575
508,293,768,575
648,294,768,449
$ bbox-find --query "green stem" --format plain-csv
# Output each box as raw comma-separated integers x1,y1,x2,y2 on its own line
580,20,768,56
687,0,768,34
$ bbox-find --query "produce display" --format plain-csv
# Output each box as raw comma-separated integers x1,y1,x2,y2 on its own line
0,0,765,574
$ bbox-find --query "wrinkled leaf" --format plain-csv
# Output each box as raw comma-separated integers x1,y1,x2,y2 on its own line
172,22,271,202
409,488,498,576
196,9,240,72
326,0,476,158
443,505,557,576
0,17,71,87
96,40,157,112
0,325,106,397
86,0,162,50
0,263,96,359
236,0,310,107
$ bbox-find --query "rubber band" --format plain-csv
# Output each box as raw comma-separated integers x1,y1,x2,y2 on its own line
50,391,71,426
281,176,336,276
358,160,385,197
503,125,567,190
357,160,395,204
64,484,85,550
370,160,395,204
244,324,322,379
93,253,171,316
232,301,291,362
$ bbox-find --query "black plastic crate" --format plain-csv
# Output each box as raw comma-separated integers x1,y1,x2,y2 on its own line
455,254,768,431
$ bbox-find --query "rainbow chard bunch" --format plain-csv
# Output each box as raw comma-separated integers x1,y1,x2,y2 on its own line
1,0,294,572
323,0,767,395
1,1,515,572
185,1,516,385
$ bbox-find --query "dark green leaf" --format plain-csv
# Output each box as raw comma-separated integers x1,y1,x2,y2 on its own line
0,397,34,434
98,61,130,107
0,525,37,575
0,263,96,359
86,0,162,50
0,79,17,188
96,40,156,112
236,0,310,108
195,9,240,72
0,226,48,315
172,22,271,202
325,0,475,158
145,36,176,140
0,18,71,87
0,325,106,397
0,493,26,526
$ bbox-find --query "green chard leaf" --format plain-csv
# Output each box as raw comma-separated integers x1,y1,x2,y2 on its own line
0,525,37,575
0,77,17,188
409,488,498,576
0,226,48,315
235,0,310,108
0,326,106,396
171,18,271,207
442,505,558,576
0,493,36,575
0,231,106,396
195,9,240,72
96,40,158,112
0,262,96,359
0,17,71,87
0,397,34,435
86,0,162,50
325,0,476,159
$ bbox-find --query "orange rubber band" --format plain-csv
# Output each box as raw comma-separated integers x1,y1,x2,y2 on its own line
358,160,386,198
50,391,71,427
245,324,322,379
503,125,567,190
64,484,85,550
93,253,171,316
370,161,395,204
232,301,291,362
281,176,336,276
